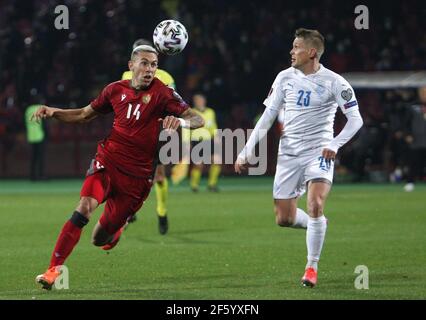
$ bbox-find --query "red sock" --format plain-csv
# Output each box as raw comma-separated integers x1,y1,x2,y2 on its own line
49,212,88,268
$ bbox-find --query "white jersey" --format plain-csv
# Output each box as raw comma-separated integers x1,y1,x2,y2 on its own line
264,64,359,156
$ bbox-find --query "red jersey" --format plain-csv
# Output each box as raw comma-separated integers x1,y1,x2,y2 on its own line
90,79,189,178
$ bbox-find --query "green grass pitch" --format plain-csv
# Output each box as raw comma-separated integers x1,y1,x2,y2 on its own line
0,178,425,299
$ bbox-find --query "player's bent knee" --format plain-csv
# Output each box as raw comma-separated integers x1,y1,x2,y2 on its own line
274,207,294,227
92,237,105,246
308,197,325,216
91,223,112,246
275,215,293,227
92,237,110,246
92,234,112,246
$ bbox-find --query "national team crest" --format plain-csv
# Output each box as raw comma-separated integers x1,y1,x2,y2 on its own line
315,85,326,95
142,94,151,104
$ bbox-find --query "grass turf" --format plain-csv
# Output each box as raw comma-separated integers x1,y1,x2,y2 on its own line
0,178,425,300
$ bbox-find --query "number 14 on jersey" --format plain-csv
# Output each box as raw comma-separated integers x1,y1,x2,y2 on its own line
126,103,141,120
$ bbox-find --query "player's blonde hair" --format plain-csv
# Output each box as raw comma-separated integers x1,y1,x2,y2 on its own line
295,28,325,60
130,44,158,60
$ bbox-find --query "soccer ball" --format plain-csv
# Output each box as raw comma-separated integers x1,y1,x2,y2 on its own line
153,20,188,55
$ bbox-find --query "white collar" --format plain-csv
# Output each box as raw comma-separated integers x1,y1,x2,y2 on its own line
293,64,323,77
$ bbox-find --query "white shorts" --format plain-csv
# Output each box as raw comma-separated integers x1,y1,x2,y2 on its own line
273,149,334,199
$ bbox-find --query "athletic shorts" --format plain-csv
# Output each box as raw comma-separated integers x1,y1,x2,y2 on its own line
273,148,334,199
80,158,153,235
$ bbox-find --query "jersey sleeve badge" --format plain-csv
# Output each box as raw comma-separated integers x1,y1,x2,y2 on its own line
340,88,353,101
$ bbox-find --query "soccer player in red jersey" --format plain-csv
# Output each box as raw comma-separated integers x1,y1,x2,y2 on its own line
32,45,204,290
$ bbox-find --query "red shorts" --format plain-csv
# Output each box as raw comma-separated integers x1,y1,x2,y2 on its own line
80,158,153,235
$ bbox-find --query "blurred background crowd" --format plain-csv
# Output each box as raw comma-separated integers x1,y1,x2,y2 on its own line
0,0,425,183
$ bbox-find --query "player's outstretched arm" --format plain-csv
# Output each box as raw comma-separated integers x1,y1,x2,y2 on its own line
160,108,204,132
180,108,205,129
234,106,279,174
31,105,98,124
322,109,363,161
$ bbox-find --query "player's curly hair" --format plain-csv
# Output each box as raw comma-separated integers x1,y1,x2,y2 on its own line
295,28,325,59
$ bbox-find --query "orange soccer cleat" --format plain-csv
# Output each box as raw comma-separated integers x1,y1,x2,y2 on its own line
102,226,125,251
301,267,318,288
35,266,61,290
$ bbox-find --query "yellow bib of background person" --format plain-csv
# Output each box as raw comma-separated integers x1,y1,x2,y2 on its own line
122,69,176,89
25,104,45,143
190,108,217,141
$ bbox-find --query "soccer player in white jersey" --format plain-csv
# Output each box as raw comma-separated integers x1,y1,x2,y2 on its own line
235,28,363,287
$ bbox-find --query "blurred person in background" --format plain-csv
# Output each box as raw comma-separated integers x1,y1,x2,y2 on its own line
403,86,426,191
188,93,221,192
24,90,47,181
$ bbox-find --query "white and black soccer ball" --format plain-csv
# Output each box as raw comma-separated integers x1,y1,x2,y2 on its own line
153,20,188,55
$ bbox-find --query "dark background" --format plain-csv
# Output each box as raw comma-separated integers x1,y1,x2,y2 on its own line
0,0,425,181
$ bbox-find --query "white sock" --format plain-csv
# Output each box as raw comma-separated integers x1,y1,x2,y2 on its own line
291,208,309,229
306,215,327,271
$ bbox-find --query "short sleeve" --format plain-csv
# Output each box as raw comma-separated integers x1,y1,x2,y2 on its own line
90,84,114,114
163,88,189,116
332,76,359,114
263,73,285,111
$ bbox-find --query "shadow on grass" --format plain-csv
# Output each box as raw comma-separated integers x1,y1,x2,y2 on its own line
132,228,231,245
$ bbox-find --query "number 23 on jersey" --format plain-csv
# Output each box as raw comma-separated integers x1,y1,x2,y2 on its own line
296,90,311,107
